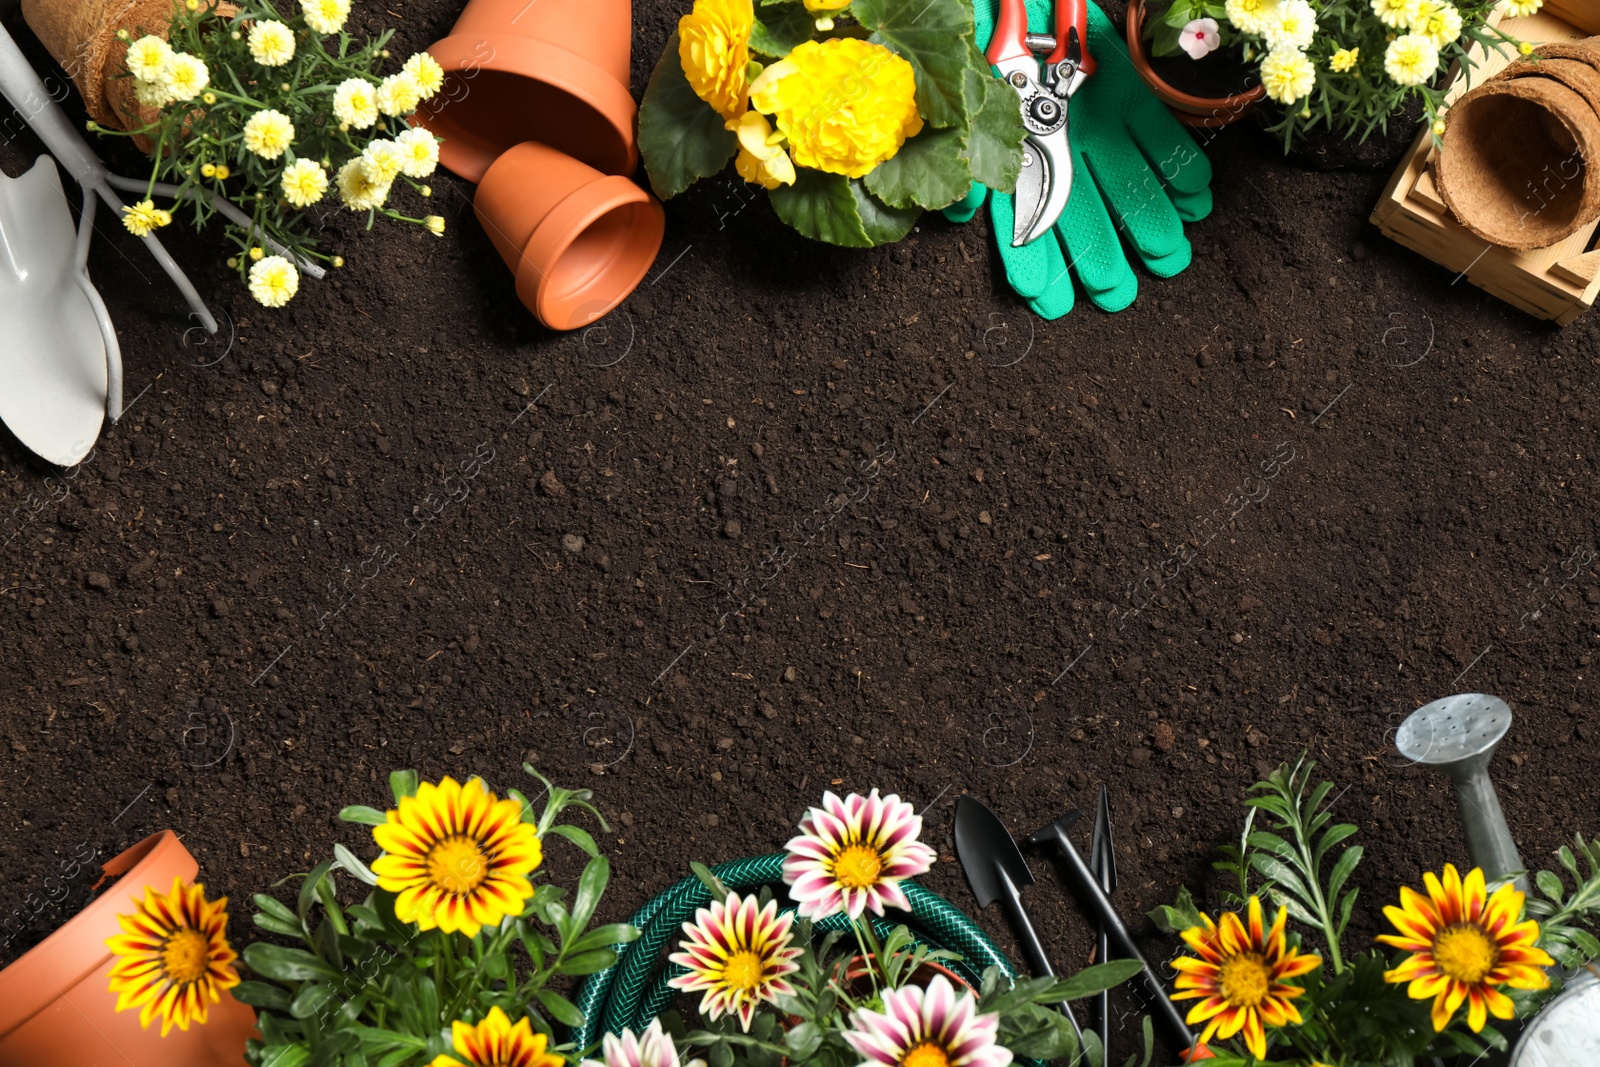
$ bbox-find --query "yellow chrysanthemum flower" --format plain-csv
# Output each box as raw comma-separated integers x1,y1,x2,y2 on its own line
1263,0,1317,52
1384,33,1439,85
303,0,351,34
1378,864,1554,1032
134,77,174,109
1329,46,1360,71
249,256,300,307
370,776,544,937
248,20,295,67
360,139,405,183
281,159,329,208
163,52,210,101
430,1006,564,1067
1260,48,1317,102
243,109,295,159
105,877,239,1036
404,51,446,99
731,111,796,189
125,35,172,81
333,78,379,128
1372,0,1422,28
425,215,446,236
678,0,754,123
1502,0,1542,14
337,157,391,211
121,198,172,237
377,71,424,116
1224,0,1279,35
395,126,440,177
1410,1,1463,46
749,38,923,178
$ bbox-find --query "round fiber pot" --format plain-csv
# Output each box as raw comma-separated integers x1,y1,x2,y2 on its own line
416,0,639,183
1125,0,1264,128
0,831,256,1067
475,140,664,331
1436,75,1600,250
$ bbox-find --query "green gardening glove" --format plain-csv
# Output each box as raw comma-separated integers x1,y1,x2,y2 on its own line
946,0,1213,318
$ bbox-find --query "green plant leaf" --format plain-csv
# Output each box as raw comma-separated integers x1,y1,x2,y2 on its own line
255,911,307,938
786,1022,824,1059
640,32,739,199
1041,959,1144,1000
546,823,600,859
1148,885,1204,934
338,805,387,826
864,125,970,210
770,170,872,246
852,180,921,244
568,922,642,954
961,66,1024,193
245,943,340,982
333,843,379,886
234,980,294,1011
1536,869,1566,904
389,770,417,803
256,1045,312,1067
751,3,815,56
853,0,975,129
290,982,338,1020
556,948,620,975
1326,844,1364,908
535,988,586,1027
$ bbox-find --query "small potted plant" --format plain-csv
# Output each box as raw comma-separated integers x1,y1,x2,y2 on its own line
1125,0,1266,128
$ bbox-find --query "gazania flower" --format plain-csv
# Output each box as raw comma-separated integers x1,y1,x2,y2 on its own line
1384,33,1439,86
303,0,352,35
377,71,424,116
1260,49,1317,103
1170,897,1322,1060
248,20,296,67
1378,864,1553,1032
121,198,172,237
125,35,172,81
405,51,446,99
580,1019,700,1067
105,877,240,1036
844,974,1013,1067
396,126,440,177
249,256,300,307
431,1005,563,1067
281,159,329,208
1329,46,1360,71
337,157,391,211
243,109,295,160
162,52,210,101
668,891,801,1030
782,789,936,920
333,77,379,128
370,775,543,937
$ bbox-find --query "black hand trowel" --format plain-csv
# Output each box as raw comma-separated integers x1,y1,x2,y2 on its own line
954,796,1084,1044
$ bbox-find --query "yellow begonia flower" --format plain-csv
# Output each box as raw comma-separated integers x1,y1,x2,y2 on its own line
248,20,296,67
1329,46,1359,71
243,109,295,159
121,199,172,237
1260,48,1316,102
404,52,446,99
377,71,424,117
1371,0,1422,28
1410,0,1463,46
748,38,922,179
303,0,352,34
281,159,329,208
337,157,391,211
396,127,440,178
731,111,796,189
804,0,851,13
163,53,210,101
249,256,300,308
678,0,754,123
125,35,172,81
333,78,379,128
1384,33,1439,85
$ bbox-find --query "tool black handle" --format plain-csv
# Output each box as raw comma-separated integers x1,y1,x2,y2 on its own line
1096,927,1111,1060
998,887,1084,1046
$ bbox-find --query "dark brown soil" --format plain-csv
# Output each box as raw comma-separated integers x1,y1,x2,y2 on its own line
3,0,1600,1062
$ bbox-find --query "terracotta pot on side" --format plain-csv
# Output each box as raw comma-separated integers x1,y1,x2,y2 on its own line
0,830,256,1067
417,0,639,183
1124,0,1264,128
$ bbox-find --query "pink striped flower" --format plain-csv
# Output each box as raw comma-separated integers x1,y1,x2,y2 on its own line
580,1020,700,1067
843,974,1013,1067
667,892,802,1031
783,789,936,921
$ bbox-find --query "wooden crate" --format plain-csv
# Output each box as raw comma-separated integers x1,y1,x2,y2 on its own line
1371,4,1600,325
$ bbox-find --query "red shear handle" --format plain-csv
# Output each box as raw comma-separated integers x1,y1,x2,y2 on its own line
986,0,1034,66
1047,0,1095,74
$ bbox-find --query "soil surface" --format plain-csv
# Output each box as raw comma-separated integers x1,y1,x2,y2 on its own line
3,0,1600,1062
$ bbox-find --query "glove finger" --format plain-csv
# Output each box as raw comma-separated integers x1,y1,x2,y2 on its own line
1056,154,1137,312
943,180,989,224
1027,277,1076,319
1079,135,1189,277
1170,183,1213,223
990,191,1058,300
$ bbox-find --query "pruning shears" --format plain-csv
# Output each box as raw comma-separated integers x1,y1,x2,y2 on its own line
987,0,1096,246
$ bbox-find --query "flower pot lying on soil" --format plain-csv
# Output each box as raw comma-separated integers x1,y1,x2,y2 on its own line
1124,0,1264,128
0,830,255,1067
416,0,640,183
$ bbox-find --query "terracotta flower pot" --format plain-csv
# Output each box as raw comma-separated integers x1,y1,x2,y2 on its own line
416,0,640,183
0,830,256,1067
1124,0,1264,128
475,140,663,331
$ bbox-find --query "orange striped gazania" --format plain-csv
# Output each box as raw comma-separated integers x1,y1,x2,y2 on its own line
1170,896,1322,1060
105,877,240,1036
1377,864,1553,1032
430,1006,564,1067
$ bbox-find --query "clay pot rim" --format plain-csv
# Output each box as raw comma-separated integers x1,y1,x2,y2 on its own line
1124,0,1266,126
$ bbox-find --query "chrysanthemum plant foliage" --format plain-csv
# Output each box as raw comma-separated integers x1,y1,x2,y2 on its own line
1151,756,1600,1066
235,766,638,1067
639,0,1024,247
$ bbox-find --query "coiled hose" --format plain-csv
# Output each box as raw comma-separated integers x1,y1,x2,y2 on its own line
573,854,1024,1050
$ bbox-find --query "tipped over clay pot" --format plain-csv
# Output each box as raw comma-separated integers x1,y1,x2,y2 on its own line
416,0,639,183
475,140,663,331
1124,0,1264,127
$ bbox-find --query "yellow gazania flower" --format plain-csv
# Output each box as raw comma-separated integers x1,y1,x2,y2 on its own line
377,71,424,117
243,109,295,160
105,877,240,1036
249,256,300,307
668,891,802,1031
404,51,446,99
1372,0,1422,28
281,159,329,208
1260,48,1316,103
121,198,172,237
370,776,544,937
731,111,795,189
1170,897,1322,1061
1378,864,1553,1032
1384,33,1439,85
1410,0,1463,46
248,20,296,67
430,1006,563,1067
333,78,379,129
163,52,210,102
1329,46,1359,71
749,38,923,179
337,157,391,211
303,0,352,35
396,127,440,178
678,0,754,123
125,35,172,81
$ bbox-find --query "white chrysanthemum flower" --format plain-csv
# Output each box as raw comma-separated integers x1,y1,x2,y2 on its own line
1385,33,1440,85
302,0,351,34
248,20,295,66
134,77,175,109
243,109,295,160
1372,0,1423,28
1260,48,1317,102
332,78,379,128
163,52,210,101
1224,0,1279,35
337,157,391,211
403,51,445,99
360,139,405,183
249,256,300,307
1411,1,1463,46
280,159,329,208
1264,0,1317,52
125,35,172,81
395,127,440,177
376,71,423,116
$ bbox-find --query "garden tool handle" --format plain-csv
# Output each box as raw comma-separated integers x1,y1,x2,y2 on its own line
994,869,1085,1047
1047,0,1094,73
987,0,1035,67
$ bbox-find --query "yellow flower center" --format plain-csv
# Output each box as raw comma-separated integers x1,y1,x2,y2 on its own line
833,844,884,890
160,928,211,984
902,1043,950,1067
1433,923,1497,985
427,835,491,896
723,949,768,992
1218,952,1272,1008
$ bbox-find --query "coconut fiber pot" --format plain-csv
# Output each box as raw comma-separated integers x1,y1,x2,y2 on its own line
0,830,255,1067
